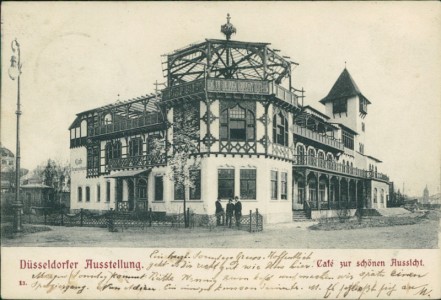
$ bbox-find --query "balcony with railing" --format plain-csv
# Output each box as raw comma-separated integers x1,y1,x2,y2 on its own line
293,124,344,151
162,78,299,108
90,112,164,137
293,155,389,182
109,154,166,171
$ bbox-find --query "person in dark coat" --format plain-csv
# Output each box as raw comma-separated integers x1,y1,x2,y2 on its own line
225,198,235,228
215,197,224,226
234,196,242,228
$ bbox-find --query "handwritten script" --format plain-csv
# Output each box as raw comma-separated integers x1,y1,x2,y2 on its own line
9,249,436,299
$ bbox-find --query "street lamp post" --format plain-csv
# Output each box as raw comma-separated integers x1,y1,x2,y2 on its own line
9,39,23,233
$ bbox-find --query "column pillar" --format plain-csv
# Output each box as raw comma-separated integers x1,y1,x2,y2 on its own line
316,172,320,210
355,180,358,209
327,177,331,210
338,177,341,209
347,178,350,208
305,171,310,208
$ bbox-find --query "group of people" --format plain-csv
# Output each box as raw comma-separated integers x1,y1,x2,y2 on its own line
215,196,242,228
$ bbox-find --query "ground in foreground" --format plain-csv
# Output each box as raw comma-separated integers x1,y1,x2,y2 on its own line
1,216,439,248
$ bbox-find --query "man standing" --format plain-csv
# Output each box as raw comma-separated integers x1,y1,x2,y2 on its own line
226,198,234,228
234,196,242,228
215,197,224,226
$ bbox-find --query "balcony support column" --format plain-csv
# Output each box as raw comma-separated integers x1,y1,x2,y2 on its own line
347,178,350,208
316,172,320,210
133,177,138,211
337,177,341,209
355,180,358,209
327,177,331,210
305,170,310,208
362,181,366,209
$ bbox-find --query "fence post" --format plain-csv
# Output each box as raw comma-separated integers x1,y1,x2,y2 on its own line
44,209,47,225
149,208,152,227
80,208,84,227
249,210,252,232
256,208,259,231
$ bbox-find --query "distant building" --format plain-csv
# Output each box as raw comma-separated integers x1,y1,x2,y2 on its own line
69,16,390,222
1,144,15,193
422,185,430,204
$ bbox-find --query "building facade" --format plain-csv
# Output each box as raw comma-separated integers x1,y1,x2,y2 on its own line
69,17,390,223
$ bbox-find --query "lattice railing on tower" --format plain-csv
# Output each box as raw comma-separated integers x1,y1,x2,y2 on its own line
219,141,257,154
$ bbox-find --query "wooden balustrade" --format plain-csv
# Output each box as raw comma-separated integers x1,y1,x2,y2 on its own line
294,155,389,182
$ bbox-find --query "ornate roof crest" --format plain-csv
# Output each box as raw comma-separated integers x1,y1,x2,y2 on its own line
221,13,237,40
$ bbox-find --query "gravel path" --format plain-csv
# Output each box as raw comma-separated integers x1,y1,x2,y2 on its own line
2,218,439,248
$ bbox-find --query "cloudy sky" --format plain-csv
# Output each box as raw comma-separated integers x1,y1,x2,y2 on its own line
1,2,440,197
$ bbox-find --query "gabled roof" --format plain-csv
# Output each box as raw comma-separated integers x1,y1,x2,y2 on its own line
319,68,371,104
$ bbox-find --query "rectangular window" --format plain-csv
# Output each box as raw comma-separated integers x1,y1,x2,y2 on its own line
230,120,246,140
78,187,82,202
333,98,347,114
174,183,185,200
359,143,364,154
154,176,163,201
271,171,278,200
342,130,354,150
97,184,101,202
362,122,365,132
129,138,143,157
190,170,201,200
240,169,256,199
218,169,235,199
359,98,368,114
281,172,288,200
106,182,111,202
86,186,90,202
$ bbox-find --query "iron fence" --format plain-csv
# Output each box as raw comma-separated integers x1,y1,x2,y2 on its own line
8,207,264,233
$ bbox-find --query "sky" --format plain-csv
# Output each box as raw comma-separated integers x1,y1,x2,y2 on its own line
1,2,440,197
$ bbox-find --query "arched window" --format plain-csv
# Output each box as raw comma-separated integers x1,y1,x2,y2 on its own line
327,154,333,161
318,151,325,168
380,189,384,203
78,187,82,202
273,112,288,146
374,188,378,203
220,105,255,141
138,179,148,200
308,148,316,165
103,113,113,124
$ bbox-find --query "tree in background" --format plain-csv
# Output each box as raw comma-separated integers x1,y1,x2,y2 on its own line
32,159,71,192
151,102,200,228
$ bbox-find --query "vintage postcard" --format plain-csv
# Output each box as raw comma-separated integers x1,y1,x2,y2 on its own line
1,1,440,299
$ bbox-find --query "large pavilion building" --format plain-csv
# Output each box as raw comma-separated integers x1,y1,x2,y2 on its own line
69,15,390,223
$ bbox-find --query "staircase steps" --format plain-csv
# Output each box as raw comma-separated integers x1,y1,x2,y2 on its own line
292,210,310,221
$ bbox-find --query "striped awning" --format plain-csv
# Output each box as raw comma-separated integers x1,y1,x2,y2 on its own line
105,169,150,178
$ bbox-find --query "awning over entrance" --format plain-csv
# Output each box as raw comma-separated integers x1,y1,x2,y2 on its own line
105,169,151,178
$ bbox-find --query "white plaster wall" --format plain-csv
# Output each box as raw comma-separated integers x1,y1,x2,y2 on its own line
199,155,292,224
324,96,358,131
370,180,389,209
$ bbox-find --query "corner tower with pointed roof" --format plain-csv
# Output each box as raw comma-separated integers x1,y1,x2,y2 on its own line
320,68,370,156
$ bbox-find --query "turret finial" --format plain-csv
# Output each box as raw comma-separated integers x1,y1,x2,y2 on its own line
221,13,237,40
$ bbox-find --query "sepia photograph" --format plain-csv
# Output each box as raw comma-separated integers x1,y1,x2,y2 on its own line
1,1,440,299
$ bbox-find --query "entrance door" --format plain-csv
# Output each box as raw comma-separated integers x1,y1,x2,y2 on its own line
293,177,305,210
